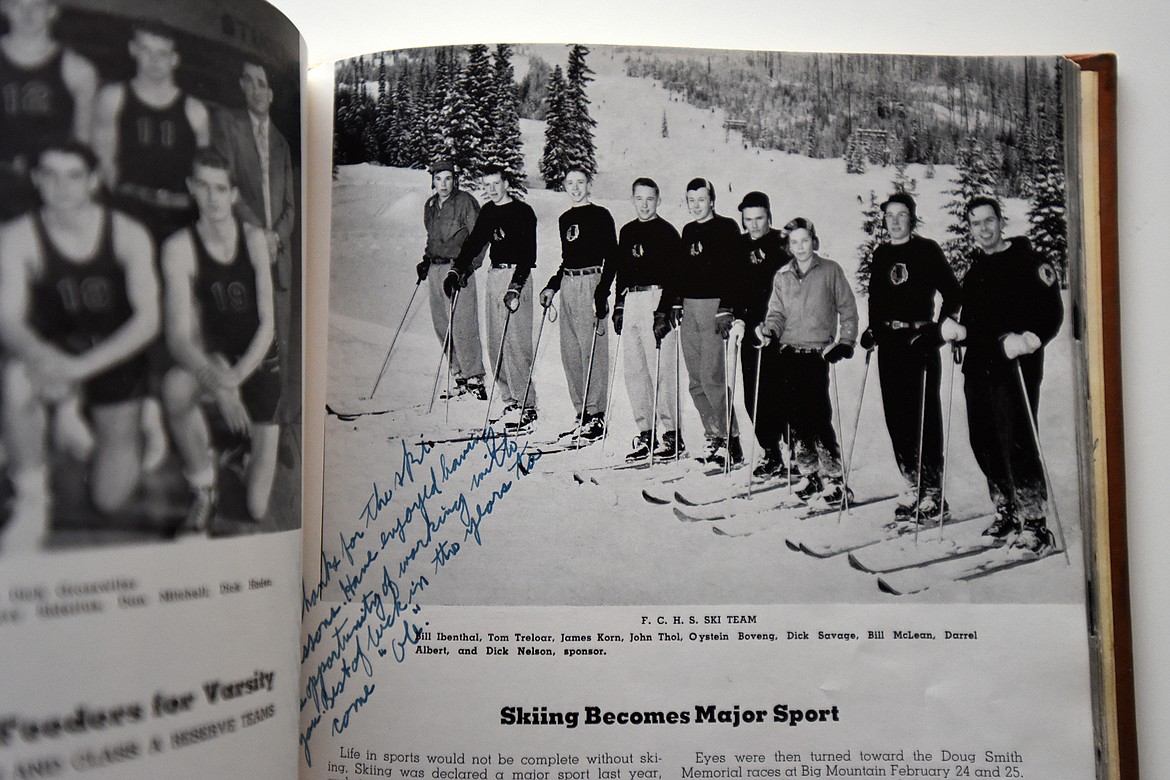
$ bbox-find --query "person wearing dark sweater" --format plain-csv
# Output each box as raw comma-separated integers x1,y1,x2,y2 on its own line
446,167,538,430
661,177,743,467
595,177,681,462
861,192,960,521
716,191,792,479
540,168,615,442
939,196,1064,556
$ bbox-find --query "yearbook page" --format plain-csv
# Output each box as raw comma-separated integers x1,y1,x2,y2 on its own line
302,45,1111,779
0,0,306,777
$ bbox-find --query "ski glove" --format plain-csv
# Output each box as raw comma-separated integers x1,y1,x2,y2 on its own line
822,343,854,363
503,288,521,313
1002,331,1042,359
668,305,684,328
416,259,430,283
652,312,672,345
594,291,609,320
539,288,555,309
612,306,624,335
754,323,778,347
442,270,465,299
859,328,876,351
939,317,967,343
729,319,746,344
714,309,735,339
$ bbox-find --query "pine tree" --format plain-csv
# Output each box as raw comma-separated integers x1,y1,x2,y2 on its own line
485,44,527,193
661,110,669,138
891,158,917,197
855,190,885,291
439,44,492,178
562,44,598,178
844,138,866,174
942,137,999,279
390,72,416,167
1027,140,1067,285
539,65,571,189
373,56,395,165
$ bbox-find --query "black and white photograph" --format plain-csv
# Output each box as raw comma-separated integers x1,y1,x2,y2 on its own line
323,44,1086,606
0,0,304,557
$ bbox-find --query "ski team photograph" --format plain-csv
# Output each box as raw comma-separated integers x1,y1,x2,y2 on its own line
0,0,303,556
327,44,1082,604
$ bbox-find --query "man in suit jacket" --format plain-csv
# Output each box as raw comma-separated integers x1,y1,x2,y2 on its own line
213,60,297,423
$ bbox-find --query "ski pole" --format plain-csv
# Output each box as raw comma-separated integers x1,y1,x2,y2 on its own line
830,362,845,509
482,307,513,433
600,330,621,454
726,326,743,473
747,342,763,499
428,288,458,414
1014,360,1070,564
369,280,422,399
911,364,928,543
721,334,736,474
836,348,872,524
649,342,662,467
576,317,603,450
937,346,960,539
519,303,555,421
674,327,681,462
787,422,793,495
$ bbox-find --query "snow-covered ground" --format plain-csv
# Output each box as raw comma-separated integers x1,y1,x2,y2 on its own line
322,49,1086,605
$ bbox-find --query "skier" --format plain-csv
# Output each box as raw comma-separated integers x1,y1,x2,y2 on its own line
539,167,615,442
939,196,1063,555
755,218,858,506
860,192,960,520
595,177,681,461
662,177,743,467
419,159,487,400
716,191,792,478
444,166,538,432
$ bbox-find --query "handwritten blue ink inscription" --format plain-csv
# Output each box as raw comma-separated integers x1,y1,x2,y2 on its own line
298,429,539,767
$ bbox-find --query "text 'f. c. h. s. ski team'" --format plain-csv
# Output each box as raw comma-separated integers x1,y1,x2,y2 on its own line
415,158,1064,570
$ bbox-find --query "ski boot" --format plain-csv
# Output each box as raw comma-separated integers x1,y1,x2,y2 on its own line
795,473,824,502
504,407,538,435
653,430,685,462
625,430,652,462
753,446,783,479
1010,519,1056,557
818,475,854,507
577,413,605,443
981,507,1021,546
465,376,488,401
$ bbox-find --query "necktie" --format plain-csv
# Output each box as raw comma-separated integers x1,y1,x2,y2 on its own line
253,118,272,229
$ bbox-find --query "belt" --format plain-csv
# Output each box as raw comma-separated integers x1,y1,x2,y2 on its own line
117,183,193,211
491,263,518,270
563,265,602,276
780,345,824,355
885,319,932,331
624,284,661,293
428,257,454,266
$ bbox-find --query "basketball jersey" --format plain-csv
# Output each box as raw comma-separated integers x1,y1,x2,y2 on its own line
0,47,73,164
191,222,263,360
116,84,197,193
29,210,135,355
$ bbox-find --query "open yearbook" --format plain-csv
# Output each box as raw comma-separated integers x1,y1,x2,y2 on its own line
0,0,1135,778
